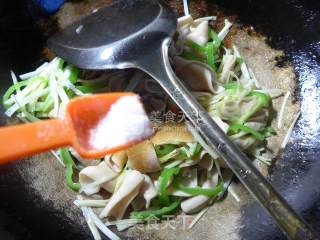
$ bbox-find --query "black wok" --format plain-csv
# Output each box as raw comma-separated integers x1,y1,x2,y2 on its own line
0,0,319,239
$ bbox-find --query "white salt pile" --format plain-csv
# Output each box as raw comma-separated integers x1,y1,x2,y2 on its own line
89,95,153,150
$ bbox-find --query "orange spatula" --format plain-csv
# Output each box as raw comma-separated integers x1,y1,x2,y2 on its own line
0,92,151,164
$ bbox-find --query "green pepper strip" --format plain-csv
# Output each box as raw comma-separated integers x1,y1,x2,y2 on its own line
248,91,270,108
21,109,40,122
237,100,263,125
60,148,80,191
237,91,270,124
173,148,189,160
228,123,264,141
155,144,178,158
2,76,45,109
223,82,242,90
206,42,215,68
35,94,53,112
236,57,244,65
158,167,180,206
65,65,80,84
57,58,65,69
66,89,76,98
209,29,221,48
193,143,202,157
187,40,207,52
131,200,181,220
174,174,224,196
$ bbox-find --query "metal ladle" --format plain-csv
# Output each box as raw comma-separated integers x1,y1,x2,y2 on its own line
48,0,316,238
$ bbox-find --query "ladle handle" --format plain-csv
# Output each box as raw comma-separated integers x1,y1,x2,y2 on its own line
0,119,71,164
139,38,317,239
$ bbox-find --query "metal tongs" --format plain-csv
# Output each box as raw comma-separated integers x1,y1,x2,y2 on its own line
47,0,317,238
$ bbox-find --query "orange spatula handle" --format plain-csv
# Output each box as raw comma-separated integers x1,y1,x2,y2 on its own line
0,119,73,164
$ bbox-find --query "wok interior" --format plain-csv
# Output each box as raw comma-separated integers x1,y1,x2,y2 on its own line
0,0,320,239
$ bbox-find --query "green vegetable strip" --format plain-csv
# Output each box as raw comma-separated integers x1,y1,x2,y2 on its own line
248,91,270,108
236,57,244,65
158,167,180,206
57,58,65,69
236,91,270,124
27,81,46,113
193,143,202,157
209,29,221,48
60,148,80,191
174,174,224,196
223,82,242,90
131,200,181,220
65,89,76,98
187,40,207,52
174,148,189,160
206,42,215,68
155,144,178,158
237,100,263,125
228,123,264,141
21,109,40,122
65,65,80,84
2,77,42,108
35,95,54,112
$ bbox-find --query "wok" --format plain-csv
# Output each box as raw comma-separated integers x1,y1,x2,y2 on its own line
0,0,319,239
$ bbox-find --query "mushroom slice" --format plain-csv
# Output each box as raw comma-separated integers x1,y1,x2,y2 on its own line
173,56,217,93
219,54,237,82
105,151,128,173
79,161,119,195
181,172,218,214
127,140,161,173
100,170,144,220
141,174,157,209
177,15,194,29
186,21,209,46
151,122,195,145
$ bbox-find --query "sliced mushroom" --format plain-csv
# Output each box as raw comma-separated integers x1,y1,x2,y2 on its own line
79,161,119,195
173,56,217,93
105,151,128,173
186,21,209,46
126,140,161,173
141,174,157,209
151,122,195,145
100,170,144,219
177,15,193,29
219,54,237,82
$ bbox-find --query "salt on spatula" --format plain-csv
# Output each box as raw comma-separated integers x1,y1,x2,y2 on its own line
0,92,153,164
89,95,153,150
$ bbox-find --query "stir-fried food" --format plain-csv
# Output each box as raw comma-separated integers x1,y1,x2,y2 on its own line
3,12,289,240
